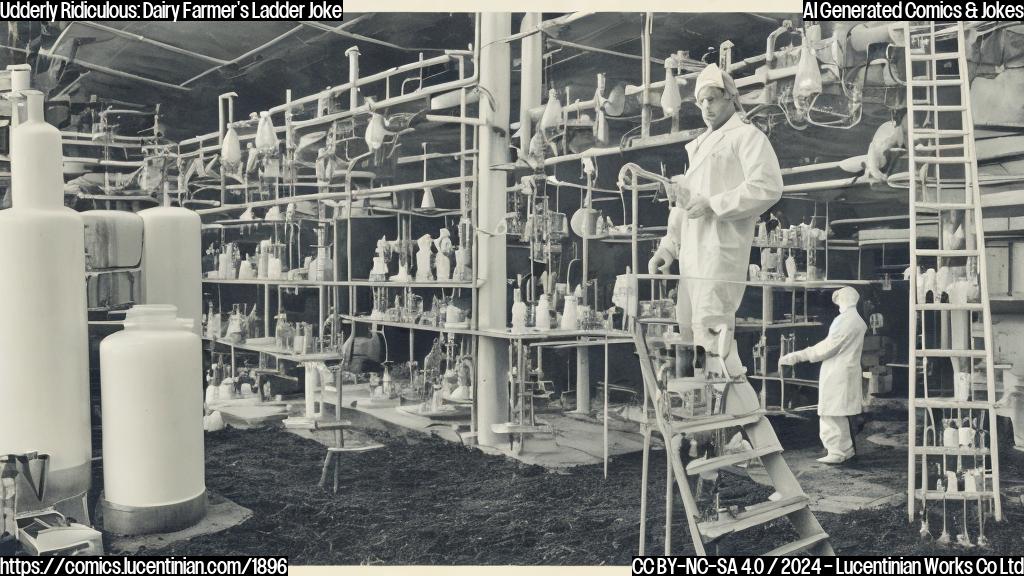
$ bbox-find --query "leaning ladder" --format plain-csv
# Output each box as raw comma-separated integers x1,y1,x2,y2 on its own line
633,319,834,556
903,21,1003,524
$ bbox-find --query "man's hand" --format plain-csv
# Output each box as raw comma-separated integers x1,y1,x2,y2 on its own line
669,175,692,206
648,251,672,275
685,195,712,219
779,352,805,366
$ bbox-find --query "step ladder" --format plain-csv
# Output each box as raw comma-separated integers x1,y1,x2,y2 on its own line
633,320,833,556
903,21,1003,527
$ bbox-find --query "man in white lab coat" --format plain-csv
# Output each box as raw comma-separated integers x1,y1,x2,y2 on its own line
780,286,867,464
650,63,784,382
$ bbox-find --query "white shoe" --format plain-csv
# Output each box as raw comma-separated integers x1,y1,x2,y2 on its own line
816,453,852,465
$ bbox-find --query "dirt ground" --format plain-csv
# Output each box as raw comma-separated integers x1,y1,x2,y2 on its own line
89,409,1024,564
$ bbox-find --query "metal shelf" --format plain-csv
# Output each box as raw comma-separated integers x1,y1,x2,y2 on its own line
735,321,822,332
202,278,480,289
203,337,342,362
339,314,479,337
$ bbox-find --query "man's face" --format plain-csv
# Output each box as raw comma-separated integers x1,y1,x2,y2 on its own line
696,86,734,131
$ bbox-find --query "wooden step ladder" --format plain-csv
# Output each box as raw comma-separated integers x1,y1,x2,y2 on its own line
633,320,833,556
903,21,1004,526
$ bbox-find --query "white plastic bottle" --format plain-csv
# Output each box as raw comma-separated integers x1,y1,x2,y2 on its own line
139,196,202,336
943,419,958,448
536,293,551,331
100,305,206,535
268,255,283,280
561,285,580,330
0,90,91,513
511,289,527,333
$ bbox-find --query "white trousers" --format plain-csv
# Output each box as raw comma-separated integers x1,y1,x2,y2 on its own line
819,415,854,458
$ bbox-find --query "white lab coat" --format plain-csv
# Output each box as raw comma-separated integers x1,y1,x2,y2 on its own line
799,305,868,416
655,113,783,347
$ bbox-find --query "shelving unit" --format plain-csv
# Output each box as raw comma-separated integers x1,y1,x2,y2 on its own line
179,14,914,463
183,28,488,434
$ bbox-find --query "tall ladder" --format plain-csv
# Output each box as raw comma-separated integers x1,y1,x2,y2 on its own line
904,21,1003,525
633,319,834,556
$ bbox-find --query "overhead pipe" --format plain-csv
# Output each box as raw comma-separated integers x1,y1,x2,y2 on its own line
194,175,473,216
300,20,440,53
269,53,463,116
523,53,775,123
0,43,190,92
499,12,595,44
77,21,229,66
181,25,305,87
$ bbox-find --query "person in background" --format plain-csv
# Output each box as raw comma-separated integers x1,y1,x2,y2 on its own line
780,286,867,464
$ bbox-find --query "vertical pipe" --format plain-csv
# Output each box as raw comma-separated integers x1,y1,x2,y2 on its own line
475,12,512,449
640,13,652,139
576,344,590,413
346,47,361,112
903,22,918,522
7,64,31,128
576,166,594,413
520,14,542,155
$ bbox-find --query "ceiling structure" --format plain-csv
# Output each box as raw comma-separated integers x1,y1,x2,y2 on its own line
1,14,795,139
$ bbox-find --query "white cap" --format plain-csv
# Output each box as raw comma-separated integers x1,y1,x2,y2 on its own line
694,63,726,99
832,286,860,308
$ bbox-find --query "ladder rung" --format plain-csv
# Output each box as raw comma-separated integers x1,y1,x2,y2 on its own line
763,532,831,557
910,52,962,61
914,398,993,409
914,202,976,211
916,249,979,258
914,303,984,311
698,495,809,542
668,377,722,394
648,336,698,349
915,489,995,501
913,156,971,165
313,420,354,430
327,443,385,453
914,349,987,359
913,143,965,152
912,129,970,139
490,422,550,435
912,105,968,113
637,317,679,326
910,78,965,87
671,411,764,435
685,444,783,476
913,446,990,457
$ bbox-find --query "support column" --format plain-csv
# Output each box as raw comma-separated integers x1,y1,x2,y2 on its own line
476,12,512,448
576,347,591,413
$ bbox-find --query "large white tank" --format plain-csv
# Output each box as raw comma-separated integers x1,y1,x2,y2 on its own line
0,91,91,512
138,202,201,336
99,304,205,535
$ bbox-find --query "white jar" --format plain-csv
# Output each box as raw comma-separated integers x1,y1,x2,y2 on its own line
535,294,551,331
100,305,206,535
139,203,202,336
